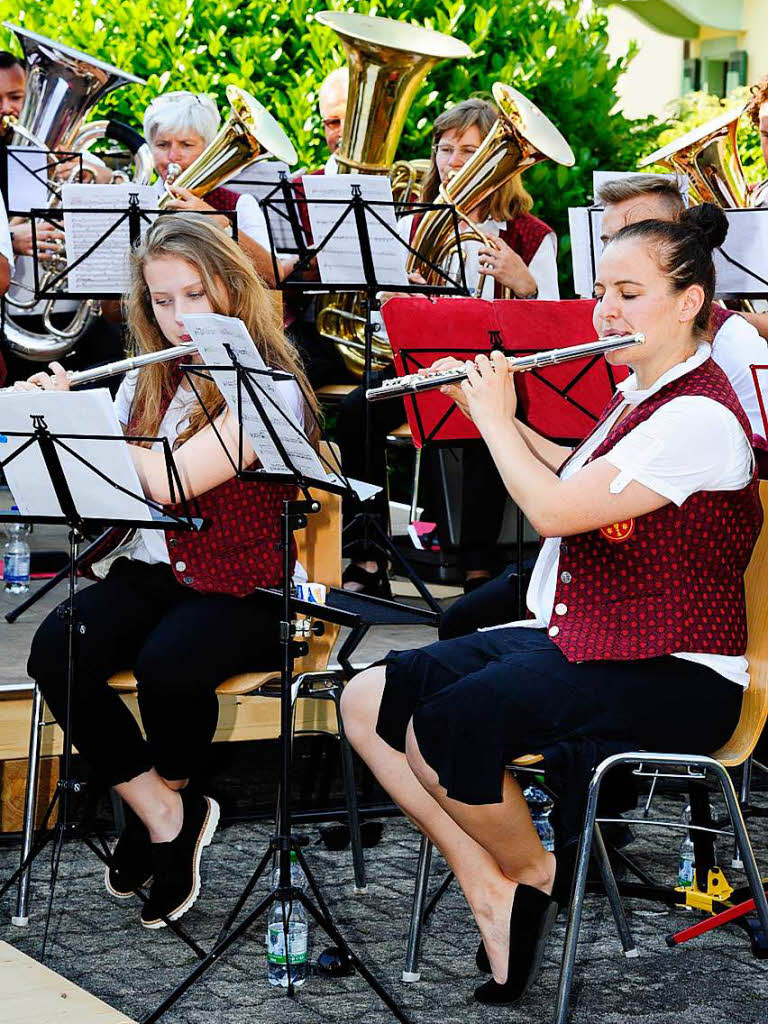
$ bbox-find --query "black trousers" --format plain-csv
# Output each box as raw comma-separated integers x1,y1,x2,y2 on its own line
29,559,282,787
439,566,519,640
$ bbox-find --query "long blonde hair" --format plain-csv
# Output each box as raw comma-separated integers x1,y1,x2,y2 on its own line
420,98,533,223
126,213,320,448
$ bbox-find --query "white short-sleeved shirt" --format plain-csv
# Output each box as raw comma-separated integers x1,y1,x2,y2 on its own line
0,195,13,267
113,369,305,566
710,313,767,437
396,213,559,301
488,344,755,688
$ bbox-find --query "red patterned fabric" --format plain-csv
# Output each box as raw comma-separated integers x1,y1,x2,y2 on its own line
80,359,296,597
204,185,241,211
408,212,553,298
551,358,762,662
291,168,325,247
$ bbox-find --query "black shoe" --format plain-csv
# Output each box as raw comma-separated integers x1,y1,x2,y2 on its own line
473,884,558,1005
140,791,220,929
104,805,152,899
476,939,491,974
342,561,390,597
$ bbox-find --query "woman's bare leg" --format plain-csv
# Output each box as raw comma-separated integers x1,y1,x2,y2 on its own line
341,667,554,982
114,769,183,843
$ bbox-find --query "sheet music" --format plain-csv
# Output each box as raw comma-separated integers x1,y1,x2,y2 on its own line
568,207,596,298
713,209,768,297
227,161,297,250
181,313,331,481
6,145,50,214
302,173,408,288
0,389,154,521
61,183,157,294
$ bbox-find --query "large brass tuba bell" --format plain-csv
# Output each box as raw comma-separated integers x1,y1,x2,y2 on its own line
313,11,473,377
157,85,297,206
407,83,574,292
639,105,751,207
2,22,149,361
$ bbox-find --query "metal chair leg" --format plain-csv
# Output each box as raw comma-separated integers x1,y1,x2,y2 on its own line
711,759,768,935
409,449,422,524
732,757,753,869
12,686,45,927
553,760,606,1024
332,685,367,894
403,835,433,982
593,823,637,957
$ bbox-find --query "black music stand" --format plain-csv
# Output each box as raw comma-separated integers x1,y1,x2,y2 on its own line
0,400,205,960
141,351,416,1024
261,183,468,614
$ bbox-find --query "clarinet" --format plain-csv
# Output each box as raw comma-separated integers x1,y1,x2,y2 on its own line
366,333,645,402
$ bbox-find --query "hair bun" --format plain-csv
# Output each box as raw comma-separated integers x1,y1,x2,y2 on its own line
680,202,728,251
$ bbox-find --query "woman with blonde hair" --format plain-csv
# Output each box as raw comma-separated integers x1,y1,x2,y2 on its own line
21,213,318,930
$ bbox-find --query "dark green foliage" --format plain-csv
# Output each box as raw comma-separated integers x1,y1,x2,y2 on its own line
1,0,663,293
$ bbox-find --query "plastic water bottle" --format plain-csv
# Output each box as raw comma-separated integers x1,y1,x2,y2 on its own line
677,805,695,889
524,784,556,853
271,849,306,891
266,898,309,988
3,510,31,594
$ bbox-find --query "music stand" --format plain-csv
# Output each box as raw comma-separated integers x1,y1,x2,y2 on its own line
0,394,205,960
140,349,416,1023
261,182,468,613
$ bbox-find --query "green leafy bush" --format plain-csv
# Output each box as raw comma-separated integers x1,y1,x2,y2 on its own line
1,0,663,292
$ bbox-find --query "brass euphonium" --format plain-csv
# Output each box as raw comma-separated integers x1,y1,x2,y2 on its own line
157,86,297,206
406,82,574,293
2,22,149,362
639,104,751,207
312,11,473,377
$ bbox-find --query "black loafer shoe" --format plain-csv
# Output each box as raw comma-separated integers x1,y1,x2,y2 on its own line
474,884,558,1005
476,939,491,974
104,805,152,899
140,791,220,929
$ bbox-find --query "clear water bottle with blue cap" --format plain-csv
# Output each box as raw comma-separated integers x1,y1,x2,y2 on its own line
3,507,31,594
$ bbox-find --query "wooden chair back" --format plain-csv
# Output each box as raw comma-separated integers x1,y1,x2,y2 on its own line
713,480,768,766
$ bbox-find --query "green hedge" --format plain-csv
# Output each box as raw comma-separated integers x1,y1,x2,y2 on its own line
1,0,664,292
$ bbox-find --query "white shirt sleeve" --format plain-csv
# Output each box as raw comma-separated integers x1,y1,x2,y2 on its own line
0,195,13,268
113,371,138,427
526,231,559,300
276,379,306,429
234,193,269,250
710,314,768,438
602,396,753,506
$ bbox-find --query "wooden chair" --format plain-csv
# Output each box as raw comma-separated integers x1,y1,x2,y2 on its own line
402,482,768,996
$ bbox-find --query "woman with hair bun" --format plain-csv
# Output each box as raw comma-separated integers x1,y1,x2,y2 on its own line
340,202,761,1005
20,214,318,930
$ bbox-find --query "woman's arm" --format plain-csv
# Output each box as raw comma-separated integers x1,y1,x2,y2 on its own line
464,351,670,538
129,408,255,505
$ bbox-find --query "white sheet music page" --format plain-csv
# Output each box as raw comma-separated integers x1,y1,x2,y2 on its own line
7,146,49,215
227,161,297,250
0,389,154,521
181,313,331,482
301,173,408,288
713,209,768,298
61,183,157,295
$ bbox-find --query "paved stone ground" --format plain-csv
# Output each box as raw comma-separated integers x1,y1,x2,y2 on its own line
1,792,767,1024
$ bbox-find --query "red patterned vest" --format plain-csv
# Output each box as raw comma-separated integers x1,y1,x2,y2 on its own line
81,360,296,596
550,358,762,662
408,212,552,298
204,185,240,211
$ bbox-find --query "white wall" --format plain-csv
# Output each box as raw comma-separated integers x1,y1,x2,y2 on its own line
605,5,685,119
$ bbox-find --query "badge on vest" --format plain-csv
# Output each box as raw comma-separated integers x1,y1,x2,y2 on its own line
599,519,635,543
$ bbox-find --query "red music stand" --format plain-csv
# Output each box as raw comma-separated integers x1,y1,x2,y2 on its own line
381,297,629,446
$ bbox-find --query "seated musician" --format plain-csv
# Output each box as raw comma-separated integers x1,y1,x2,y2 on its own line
144,90,294,287
441,173,768,640
19,214,318,929
341,203,759,1004
337,97,558,595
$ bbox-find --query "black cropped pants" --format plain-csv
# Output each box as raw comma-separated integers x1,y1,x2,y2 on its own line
29,558,282,786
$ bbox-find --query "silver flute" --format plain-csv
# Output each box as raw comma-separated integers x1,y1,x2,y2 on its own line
0,343,198,393
366,333,645,402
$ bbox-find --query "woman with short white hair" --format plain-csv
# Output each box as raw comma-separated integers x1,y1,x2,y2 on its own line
144,90,294,286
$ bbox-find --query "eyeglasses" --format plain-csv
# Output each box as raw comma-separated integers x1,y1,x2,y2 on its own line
435,144,479,160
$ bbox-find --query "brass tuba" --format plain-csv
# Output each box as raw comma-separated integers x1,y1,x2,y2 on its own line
638,104,751,207
157,86,297,206
2,23,150,362
313,11,473,377
406,83,574,292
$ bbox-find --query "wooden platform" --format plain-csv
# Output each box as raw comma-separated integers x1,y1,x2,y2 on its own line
0,941,137,1023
